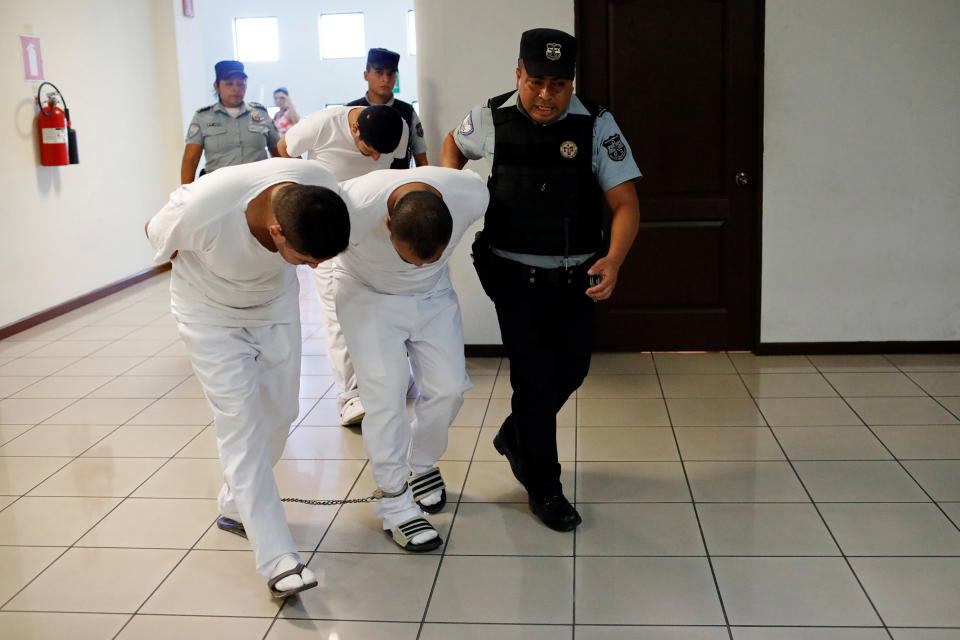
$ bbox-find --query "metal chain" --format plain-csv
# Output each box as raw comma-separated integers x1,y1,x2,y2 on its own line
280,487,401,506
280,495,378,506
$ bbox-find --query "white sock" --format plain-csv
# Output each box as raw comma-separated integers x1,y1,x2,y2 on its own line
270,553,317,593
409,527,438,545
418,488,443,507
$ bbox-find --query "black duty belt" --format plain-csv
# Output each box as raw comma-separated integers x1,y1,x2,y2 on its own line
489,251,594,289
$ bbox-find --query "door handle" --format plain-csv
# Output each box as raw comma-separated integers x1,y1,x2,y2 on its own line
734,172,750,187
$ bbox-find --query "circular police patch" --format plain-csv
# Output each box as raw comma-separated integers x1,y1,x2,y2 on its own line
560,140,578,159
188,123,200,138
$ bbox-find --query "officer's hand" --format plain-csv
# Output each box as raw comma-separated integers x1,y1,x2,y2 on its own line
586,257,620,300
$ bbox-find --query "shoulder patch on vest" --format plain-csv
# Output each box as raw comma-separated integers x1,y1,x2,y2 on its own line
602,134,627,161
188,123,200,138
459,112,474,136
416,122,424,138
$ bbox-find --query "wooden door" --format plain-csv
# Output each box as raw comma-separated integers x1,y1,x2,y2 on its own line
577,0,763,350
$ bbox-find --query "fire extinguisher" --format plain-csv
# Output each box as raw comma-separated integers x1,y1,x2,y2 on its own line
36,82,79,166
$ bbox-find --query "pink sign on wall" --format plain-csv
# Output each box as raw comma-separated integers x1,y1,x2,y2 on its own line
20,35,44,82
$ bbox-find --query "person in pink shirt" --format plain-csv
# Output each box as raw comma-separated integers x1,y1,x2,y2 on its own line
272,88,300,136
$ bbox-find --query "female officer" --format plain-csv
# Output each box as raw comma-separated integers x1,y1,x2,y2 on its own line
180,60,280,184
272,88,300,136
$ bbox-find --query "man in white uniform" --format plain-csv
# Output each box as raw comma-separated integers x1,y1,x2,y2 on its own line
279,105,407,426
145,158,350,598
335,166,489,551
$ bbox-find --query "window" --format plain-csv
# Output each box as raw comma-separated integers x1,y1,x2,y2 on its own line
412,100,419,116
325,103,344,109
234,17,279,62
407,10,417,56
319,13,365,59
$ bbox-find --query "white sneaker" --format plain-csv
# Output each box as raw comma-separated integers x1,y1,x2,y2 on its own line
339,397,365,426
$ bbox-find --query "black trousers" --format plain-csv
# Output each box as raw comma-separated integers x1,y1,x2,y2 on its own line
473,237,595,498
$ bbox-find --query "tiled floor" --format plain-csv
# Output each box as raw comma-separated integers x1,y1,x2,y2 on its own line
1,270,960,639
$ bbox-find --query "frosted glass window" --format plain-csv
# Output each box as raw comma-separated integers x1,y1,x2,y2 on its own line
412,101,419,115
407,11,417,55
325,103,344,109
234,17,279,62
319,13,365,59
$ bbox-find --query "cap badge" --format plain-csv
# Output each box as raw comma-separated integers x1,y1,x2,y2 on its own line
560,140,578,159
545,42,562,61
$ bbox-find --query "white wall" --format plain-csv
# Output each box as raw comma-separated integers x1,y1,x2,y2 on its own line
0,0,184,328
761,0,960,342
417,0,959,345
415,0,575,344
196,0,416,118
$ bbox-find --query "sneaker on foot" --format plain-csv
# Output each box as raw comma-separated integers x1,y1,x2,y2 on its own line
339,397,365,426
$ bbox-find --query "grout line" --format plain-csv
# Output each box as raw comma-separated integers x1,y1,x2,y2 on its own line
747,358,895,639
661,352,735,640
417,358,501,640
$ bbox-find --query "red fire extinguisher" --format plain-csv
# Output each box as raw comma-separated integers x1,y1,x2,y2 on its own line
36,82,78,166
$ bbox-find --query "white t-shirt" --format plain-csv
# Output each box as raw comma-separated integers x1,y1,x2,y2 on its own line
336,167,490,295
147,158,339,326
283,106,409,181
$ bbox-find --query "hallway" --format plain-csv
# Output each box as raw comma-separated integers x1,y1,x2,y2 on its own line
1,270,959,639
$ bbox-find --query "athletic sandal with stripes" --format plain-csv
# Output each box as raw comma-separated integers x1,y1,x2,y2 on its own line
387,516,443,552
409,467,446,514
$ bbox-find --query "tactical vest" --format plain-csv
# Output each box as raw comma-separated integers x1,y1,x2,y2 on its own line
485,91,603,256
346,96,416,169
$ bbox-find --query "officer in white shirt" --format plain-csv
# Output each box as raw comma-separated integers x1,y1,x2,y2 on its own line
279,105,407,427
145,158,350,598
335,166,489,551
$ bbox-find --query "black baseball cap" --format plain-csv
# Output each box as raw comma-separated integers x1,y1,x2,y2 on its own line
215,60,247,80
519,28,577,79
366,48,400,71
356,105,403,153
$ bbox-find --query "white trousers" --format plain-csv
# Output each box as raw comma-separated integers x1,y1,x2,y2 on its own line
313,259,358,409
335,272,471,527
177,321,300,577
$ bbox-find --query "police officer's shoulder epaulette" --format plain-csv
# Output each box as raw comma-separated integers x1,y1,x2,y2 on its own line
576,96,606,119
196,103,216,113
249,102,269,110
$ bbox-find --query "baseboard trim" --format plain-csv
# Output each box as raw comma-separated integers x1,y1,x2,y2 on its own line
468,342,960,357
755,341,960,355
0,263,172,341
465,344,507,358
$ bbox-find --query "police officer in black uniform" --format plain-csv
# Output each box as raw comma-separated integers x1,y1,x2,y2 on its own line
347,48,428,168
441,28,641,531
181,60,279,184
